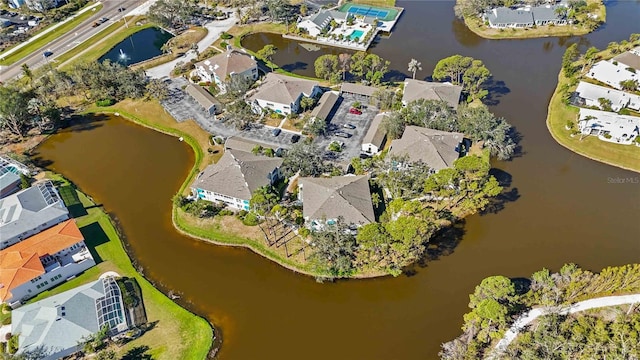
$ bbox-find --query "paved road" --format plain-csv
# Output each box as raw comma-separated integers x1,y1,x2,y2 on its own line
0,0,144,82
489,293,640,359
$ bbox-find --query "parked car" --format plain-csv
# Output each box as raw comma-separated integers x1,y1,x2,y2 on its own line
349,108,362,115
291,134,301,143
335,131,352,138
343,123,356,129
272,128,281,136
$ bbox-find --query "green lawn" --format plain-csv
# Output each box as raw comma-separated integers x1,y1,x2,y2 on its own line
29,173,213,359
0,3,103,66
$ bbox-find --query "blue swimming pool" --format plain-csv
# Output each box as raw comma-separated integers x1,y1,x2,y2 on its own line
350,30,365,41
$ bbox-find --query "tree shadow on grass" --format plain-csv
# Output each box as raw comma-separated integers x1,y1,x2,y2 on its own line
121,345,153,360
404,221,467,277
78,222,111,264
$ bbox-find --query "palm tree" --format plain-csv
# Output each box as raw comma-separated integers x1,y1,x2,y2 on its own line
408,58,422,80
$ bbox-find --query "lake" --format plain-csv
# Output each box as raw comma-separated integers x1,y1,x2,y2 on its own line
98,27,173,65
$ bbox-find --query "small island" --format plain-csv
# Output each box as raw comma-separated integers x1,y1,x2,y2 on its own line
454,0,606,39
547,35,640,173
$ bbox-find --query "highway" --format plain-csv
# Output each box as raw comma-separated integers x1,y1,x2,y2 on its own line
0,0,143,82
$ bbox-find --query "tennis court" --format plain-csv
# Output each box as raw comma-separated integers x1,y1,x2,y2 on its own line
338,3,399,22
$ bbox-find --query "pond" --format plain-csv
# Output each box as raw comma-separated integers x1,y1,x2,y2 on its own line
98,27,173,65
36,1,640,359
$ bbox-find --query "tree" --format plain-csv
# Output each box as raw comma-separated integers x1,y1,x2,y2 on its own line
146,78,169,101
0,87,31,138
338,53,352,80
257,44,277,71
21,64,33,88
582,46,599,71
456,104,516,160
306,117,327,136
620,79,639,91
314,54,339,82
299,96,315,112
462,59,491,101
250,186,280,216
562,43,580,76
95,350,117,360
370,88,400,110
310,218,357,276
281,142,327,177
350,52,390,84
380,112,405,139
408,58,422,80
147,0,197,28
598,97,613,111
19,173,31,189
433,55,473,85
299,3,308,16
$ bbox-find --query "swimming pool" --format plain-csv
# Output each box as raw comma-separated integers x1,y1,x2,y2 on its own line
350,30,365,41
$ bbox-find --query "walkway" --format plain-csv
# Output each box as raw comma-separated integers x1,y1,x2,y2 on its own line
144,12,237,79
489,293,640,359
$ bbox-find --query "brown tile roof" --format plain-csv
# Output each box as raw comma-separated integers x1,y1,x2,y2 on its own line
250,73,319,105
389,126,464,170
299,175,375,225
402,79,462,109
0,220,84,301
195,49,257,80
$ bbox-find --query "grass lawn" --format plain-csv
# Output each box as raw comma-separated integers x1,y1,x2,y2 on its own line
57,16,151,68
0,3,103,66
463,0,606,40
28,173,213,359
546,70,640,173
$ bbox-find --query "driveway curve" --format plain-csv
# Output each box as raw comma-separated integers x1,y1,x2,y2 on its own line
489,293,640,359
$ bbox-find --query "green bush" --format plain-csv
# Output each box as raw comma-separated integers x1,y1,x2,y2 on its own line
0,341,5,354
8,335,18,354
220,32,233,40
619,108,631,115
242,212,260,226
95,99,115,107
220,41,228,49
218,209,234,216
603,133,612,139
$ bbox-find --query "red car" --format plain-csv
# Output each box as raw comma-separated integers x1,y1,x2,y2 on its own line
349,108,362,115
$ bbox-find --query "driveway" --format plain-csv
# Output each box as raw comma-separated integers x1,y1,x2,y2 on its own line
313,94,379,165
145,13,237,79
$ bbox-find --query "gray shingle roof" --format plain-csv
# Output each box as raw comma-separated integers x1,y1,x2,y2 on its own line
340,82,378,97
0,168,21,196
223,136,276,153
389,126,464,170
249,73,319,105
362,113,387,148
193,149,283,200
299,175,374,225
310,91,339,121
487,7,533,25
194,49,257,80
11,277,127,359
613,52,640,71
531,5,562,22
185,84,216,112
0,182,69,247
310,10,334,27
402,79,462,109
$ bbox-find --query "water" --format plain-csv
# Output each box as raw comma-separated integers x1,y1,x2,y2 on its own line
35,1,640,359
98,27,173,65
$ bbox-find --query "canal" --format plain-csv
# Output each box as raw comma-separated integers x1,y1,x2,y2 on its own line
35,1,640,359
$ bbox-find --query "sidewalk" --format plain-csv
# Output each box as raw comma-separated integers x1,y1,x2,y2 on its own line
144,14,237,79
0,2,102,60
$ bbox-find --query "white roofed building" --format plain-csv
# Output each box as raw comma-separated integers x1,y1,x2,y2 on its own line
586,60,639,90
577,108,640,145
575,81,640,111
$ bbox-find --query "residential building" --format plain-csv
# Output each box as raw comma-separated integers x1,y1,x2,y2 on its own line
613,51,640,71
298,175,375,229
193,48,258,93
192,149,283,210
402,78,463,109
577,108,640,145
340,82,378,101
297,10,336,37
0,156,31,198
11,277,130,360
0,219,95,307
485,5,566,28
574,81,640,112
7,0,25,8
223,136,276,153
361,113,387,155
249,73,321,115
388,126,467,171
185,84,217,115
0,181,69,250
586,60,638,90
310,91,340,122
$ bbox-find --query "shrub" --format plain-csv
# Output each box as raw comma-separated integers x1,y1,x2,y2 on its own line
95,99,115,107
220,32,233,40
566,120,574,129
299,227,310,237
0,341,5,353
218,209,234,216
8,335,18,354
352,101,361,109
220,41,228,49
242,212,260,226
603,133,612,139
619,108,631,115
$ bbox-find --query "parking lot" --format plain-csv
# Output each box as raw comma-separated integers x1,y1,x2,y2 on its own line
313,94,379,164
160,78,303,149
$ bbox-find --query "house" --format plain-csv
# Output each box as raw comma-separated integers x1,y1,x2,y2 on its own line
613,51,640,72
402,78,463,109
11,276,130,360
185,84,217,115
0,181,69,250
577,108,640,145
249,73,321,115
193,48,258,93
0,219,95,307
574,81,640,112
310,91,340,122
340,82,378,101
586,60,638,90
192,149,283,210
0,166,21,198
361,113,387,155
297,10,338,37
223,136,277,153
298,175,375,229
485,5,566,28
388,126,467,171
7,0,25,8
